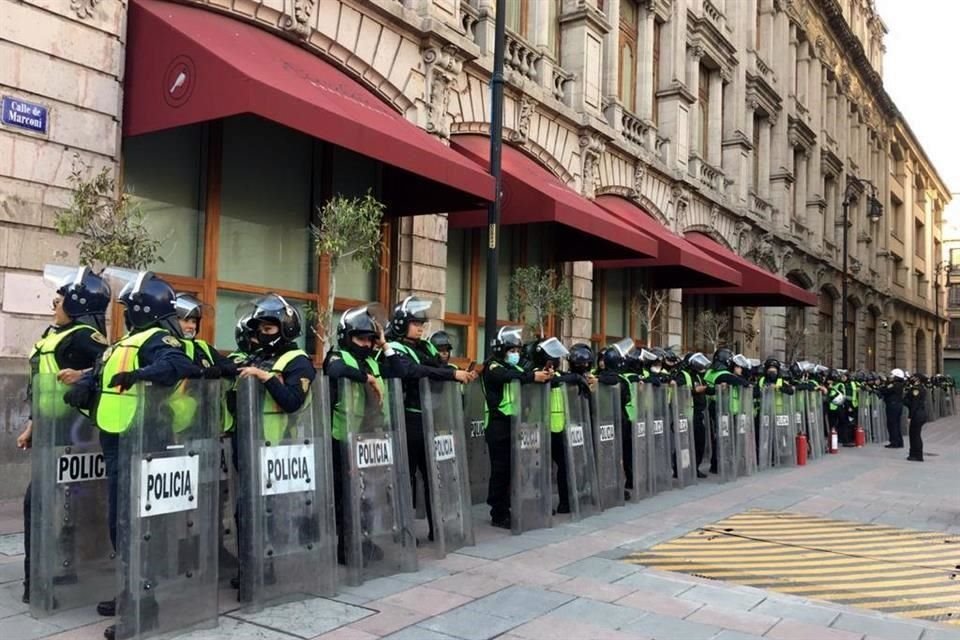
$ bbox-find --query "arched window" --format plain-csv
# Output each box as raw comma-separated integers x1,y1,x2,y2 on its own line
619,0,639,113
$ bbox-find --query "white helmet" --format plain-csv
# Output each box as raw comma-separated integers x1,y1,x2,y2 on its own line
890,368,906,380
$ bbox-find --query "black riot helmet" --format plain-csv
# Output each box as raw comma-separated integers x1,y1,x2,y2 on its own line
117,272,180,335
532,337,569,370
663,348,681,368
47,265,111,333
235,313,255,354
175,293,203,322
244,293,302,346
712,348,734,371
492,326,524,358
387,296,433,340
601,347,624,371
682,352,711,373
763,357,780,377
428,330,453,353
337,305,381,351
568,343,594,371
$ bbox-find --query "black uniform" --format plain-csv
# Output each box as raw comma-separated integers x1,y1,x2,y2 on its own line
706,370,749,473
904,383,927,461
23,323,107,600
881,379,905,448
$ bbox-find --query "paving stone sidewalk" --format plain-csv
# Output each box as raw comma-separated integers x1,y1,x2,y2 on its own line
2,417,958,640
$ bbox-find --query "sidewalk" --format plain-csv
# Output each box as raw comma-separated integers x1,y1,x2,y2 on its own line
2,418,959,640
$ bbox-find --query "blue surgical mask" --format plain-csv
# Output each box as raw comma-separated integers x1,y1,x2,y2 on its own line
505,352,520,366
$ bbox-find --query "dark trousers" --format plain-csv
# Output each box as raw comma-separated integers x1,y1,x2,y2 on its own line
332,437,345,563
708,405,719,472
886,405,904,447
908,417,926,460
99,430,119,550
693,408,706,468
22,483,30,590
839,406,855,444
405,412,434,539
485,418,511,521
550,431,569,510
621,410,634,489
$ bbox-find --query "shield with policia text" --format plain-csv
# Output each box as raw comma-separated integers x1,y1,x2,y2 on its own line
463,383,489,505
630,381,653,501
672,385,697,488
420,378,474,556
713,384,736,483
560,382,601,520
591,382,623,511
734,385,756,478
115,379,220,639
235,375,336,609
773,389,797,467
29,373,114,617
649,384,673,493
511,381,552,534
340,378,417,586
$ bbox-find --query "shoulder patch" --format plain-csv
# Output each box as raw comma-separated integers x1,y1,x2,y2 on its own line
913,389,920,396
163,336,183,349
329,354,341,362
90,331,109,345
300,378,310,392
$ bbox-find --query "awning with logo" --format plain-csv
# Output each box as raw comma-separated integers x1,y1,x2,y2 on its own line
124,0,494,215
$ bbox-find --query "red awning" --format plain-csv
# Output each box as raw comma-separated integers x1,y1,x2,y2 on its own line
449,136,658,261
593,196,741,288
683,232,818,307
124,0,494,215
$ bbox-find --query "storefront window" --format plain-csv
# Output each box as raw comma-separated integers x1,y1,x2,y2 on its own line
219,116,312,292
446,228,472,315
123,125,206,277
605,270,627,340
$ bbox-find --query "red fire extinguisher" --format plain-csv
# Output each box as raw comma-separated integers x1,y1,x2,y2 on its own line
829,427,839,454
854,424,866,447
796,431,808,466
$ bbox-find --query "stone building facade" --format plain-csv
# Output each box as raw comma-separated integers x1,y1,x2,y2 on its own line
0,0,950,491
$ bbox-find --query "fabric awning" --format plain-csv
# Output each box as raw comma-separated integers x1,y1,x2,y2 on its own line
124,0,494,215
683,232,819,307
448,136,658,261
593,196,741,288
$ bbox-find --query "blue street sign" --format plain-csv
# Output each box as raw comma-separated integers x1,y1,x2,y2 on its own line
1,96,48,135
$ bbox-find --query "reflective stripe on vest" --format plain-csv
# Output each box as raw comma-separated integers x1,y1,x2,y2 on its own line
182,338,215,366
30,325,91,419
619,373,637,423
550,374,565,433
482,361,521,428
95,327,165,433
262,349,311,444
332,350,382,441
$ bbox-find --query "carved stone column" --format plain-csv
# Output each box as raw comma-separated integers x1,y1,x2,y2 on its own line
421,45,463,139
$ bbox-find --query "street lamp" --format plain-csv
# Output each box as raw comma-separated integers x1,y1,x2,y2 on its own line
841,176,883,370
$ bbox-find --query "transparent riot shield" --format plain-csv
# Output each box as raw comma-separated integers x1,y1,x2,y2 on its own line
563,383,601,520
671,385,697,488
649,384,673,493
341,379,417,586
463,383,489,505
857,393,871,443
592,383,624,511
757,386,774,471
420,379,474,556
713,385,736,483
734,386,757,477
630,382,652,502
29,373,114,617
772,388,796,467
115,379,220,639
235,375,336,609
511,382,552,534
805,390,824,459
874,391,887,444
925,388,936,422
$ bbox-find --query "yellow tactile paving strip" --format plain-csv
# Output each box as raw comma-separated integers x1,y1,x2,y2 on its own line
624,509,960,625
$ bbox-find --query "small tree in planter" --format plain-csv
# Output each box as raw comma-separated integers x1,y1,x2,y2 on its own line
310,191,385,352
507,266,573,338
54,158,162,271
631,288,670,346
693,310,730,353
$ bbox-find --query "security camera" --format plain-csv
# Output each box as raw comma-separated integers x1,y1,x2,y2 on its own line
880,320,889,329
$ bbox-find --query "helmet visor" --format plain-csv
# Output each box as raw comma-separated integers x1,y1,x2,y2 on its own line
496,325,527,348
689,352,711,370
339,303,388,335
638,347,657,363
400,296,438,321
537,337,569,359
175,293,209,320
612,338,636,359
43,264,86,291
101,267,143,298
732,354,751,369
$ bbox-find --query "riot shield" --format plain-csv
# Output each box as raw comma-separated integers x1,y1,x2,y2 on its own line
772,389,796,467
115,379,220,639
340,379,417,586
29,373,114,617
734,386,756,477
925,388,935,422
420,379,474,556
562,383,601,520
235,375,336,609
713,385,736,483
857,393,871,443
649,384,672,493
757,386,774,471
874,391,887,444
592,383,624,510
511,382,552,534
630,382,652,502
463,383,489,505
671,385,697,488
805,390,824,459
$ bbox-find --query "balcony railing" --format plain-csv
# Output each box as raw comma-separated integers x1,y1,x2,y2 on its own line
702,0,726,31
622,109,653,149
459,2,478,40
690,155,725,193
750,191,773,218
505,31,539,84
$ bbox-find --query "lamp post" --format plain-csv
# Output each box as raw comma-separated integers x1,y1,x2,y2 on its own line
934,260,950,373
841,177,883,370
484,0,506,359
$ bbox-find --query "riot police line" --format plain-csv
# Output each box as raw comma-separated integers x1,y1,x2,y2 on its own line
21,266,958,639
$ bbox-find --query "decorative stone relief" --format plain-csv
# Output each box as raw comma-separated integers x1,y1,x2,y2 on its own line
709,204,720,230
631,164,646,199
578,133,605,199
671,184,689,231
733,220,751,252
422,46,463,139
776,247,794,275
509,95,535,144
70,0,100,19
281,0,316,38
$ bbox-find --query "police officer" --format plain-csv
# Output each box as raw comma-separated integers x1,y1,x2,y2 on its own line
384,297,476,542
882,370,906,449
64,272,201,639
18,266,111,604
704,349,750,473
596,339,637,498
229,313,257,365
830,369,856,447
679,352,711,479
174,293,239,377
904,372,928,461
481,326,551,528
324,304,400,562
428,330,458,369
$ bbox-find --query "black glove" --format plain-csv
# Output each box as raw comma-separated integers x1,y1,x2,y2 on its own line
108,371,139,392
219,360,239,378
202,366,222,380
63,386,92,410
